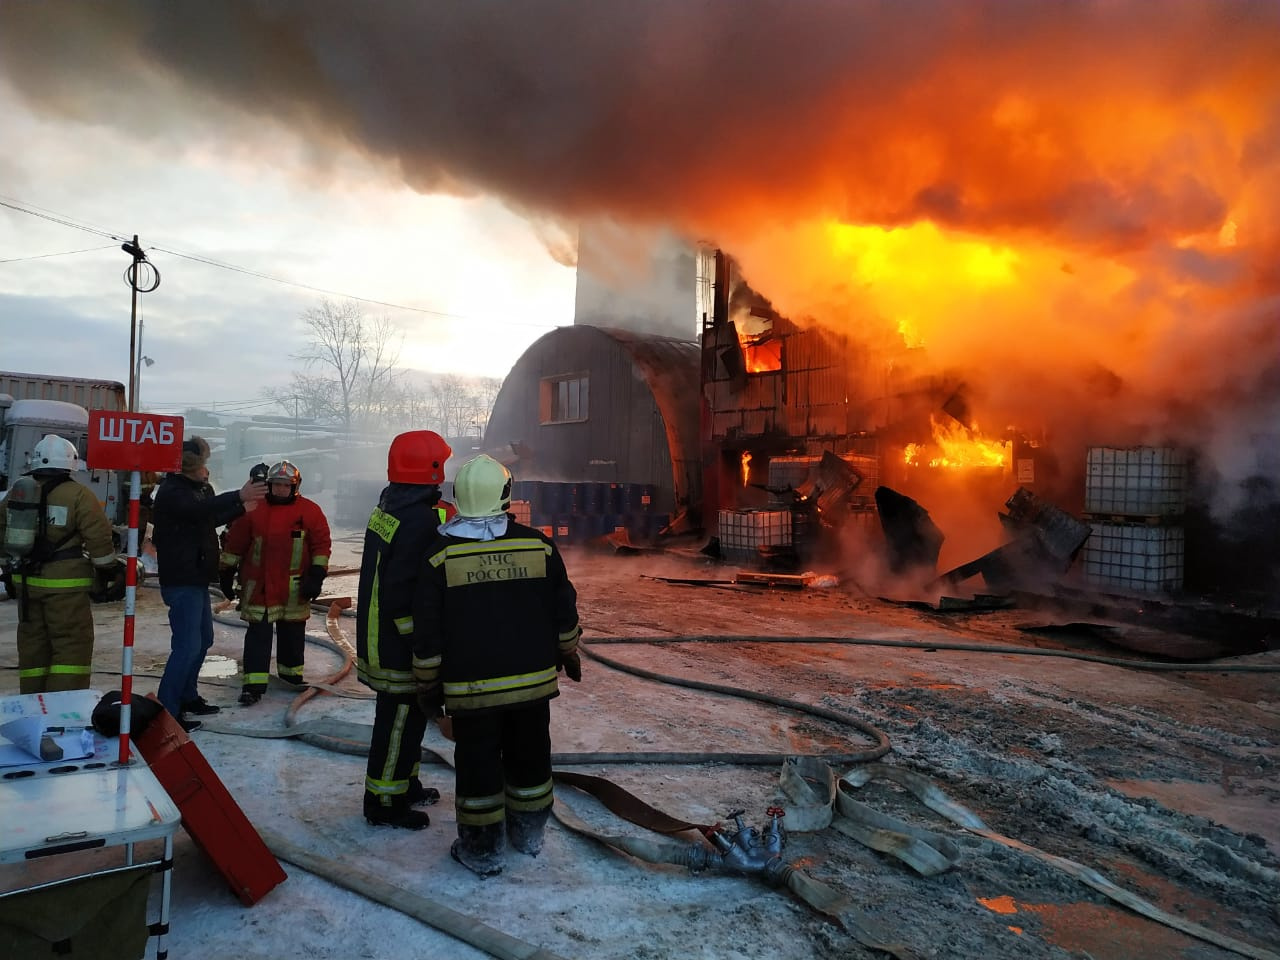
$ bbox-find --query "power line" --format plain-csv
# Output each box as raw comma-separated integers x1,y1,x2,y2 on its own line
0,243,119,264
0,194,563,331
0,196,126,241
145,397,283,412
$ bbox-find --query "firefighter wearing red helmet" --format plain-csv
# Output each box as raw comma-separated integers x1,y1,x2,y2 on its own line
219,460,332,704
356,431,457,828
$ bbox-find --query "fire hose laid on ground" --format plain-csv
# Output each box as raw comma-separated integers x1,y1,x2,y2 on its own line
146,586,1280,960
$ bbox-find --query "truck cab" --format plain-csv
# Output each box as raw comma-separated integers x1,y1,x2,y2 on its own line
0,396,125,525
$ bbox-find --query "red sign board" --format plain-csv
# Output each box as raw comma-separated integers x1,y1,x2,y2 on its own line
88,410,185,471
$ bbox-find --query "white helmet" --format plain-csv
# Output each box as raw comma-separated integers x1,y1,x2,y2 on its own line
453,454,512,518
28,435,81,474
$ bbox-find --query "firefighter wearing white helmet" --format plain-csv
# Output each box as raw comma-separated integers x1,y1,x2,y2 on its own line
412,454,581,877
0,434,119,693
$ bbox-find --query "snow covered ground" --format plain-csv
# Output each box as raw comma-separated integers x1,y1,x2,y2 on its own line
2,531,1278,960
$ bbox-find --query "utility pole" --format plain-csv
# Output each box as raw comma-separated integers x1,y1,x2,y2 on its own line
122,236,160,412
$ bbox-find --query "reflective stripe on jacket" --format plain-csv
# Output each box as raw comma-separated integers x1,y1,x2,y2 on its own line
412,522,579,716
1,477,116,596
356,484,453,694
221,495,331,623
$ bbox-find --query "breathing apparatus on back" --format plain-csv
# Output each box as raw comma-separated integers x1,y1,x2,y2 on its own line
2,475,40,560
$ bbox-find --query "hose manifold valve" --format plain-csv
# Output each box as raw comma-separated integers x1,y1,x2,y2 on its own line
683,808,789,882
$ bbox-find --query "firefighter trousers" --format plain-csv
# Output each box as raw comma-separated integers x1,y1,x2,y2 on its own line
452,700,554,828
241,619,306,693
16,589,95,693
364,691,430,810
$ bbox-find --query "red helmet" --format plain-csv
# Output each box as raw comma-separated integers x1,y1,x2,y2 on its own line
388,431,452,485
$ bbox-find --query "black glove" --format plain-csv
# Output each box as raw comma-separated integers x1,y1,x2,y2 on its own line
90,560,126,604
416,683,444,719
299,564,326,601
219,567,238,600
558,650,582,683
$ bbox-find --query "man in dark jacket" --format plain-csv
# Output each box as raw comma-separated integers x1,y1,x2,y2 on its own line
151,437,265,730
358,431,455,829
412,454,581,877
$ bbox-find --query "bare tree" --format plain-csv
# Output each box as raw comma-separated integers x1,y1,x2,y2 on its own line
294,299,403,430
268,372,342,423
474,376,504,437
430,374,473,438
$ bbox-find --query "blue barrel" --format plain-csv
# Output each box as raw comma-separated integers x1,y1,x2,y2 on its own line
622,483,644,512
570,514,603,543
607,483,624,513
552,515,573,543
520,480,542,513
580,482,605,515
542,483,568,514
639,484,656,511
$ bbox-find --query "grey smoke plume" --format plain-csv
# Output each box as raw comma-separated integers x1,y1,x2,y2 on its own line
2,1,1274,243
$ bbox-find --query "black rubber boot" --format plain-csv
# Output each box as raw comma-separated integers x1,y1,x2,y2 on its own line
407,778,441,807
507,808,551,857
450,822,506,877
364,794,430,830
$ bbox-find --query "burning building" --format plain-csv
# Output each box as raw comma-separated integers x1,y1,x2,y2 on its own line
5,3,1276,594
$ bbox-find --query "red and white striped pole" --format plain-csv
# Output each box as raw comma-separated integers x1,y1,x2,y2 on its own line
118,468,141,765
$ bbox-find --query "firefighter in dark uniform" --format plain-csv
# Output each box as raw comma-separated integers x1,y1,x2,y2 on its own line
0,435,121,693
412,454,581,877
357,431,456,829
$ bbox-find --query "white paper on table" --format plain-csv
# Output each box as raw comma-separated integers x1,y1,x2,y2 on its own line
0,715,96,764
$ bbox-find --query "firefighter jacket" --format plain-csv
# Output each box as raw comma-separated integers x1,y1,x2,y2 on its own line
220,495,331,623
356,484,455,695
1,475,116,596
411,520,580,716
152,473,247,587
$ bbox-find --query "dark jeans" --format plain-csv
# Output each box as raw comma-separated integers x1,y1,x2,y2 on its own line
157,585,214,718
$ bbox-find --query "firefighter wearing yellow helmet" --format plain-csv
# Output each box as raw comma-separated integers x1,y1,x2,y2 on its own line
0,435,119,693
412,454,581,877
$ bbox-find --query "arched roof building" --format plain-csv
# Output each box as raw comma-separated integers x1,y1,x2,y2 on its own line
483,325,701,519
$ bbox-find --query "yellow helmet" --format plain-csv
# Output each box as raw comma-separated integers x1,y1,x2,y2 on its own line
452,454,512,518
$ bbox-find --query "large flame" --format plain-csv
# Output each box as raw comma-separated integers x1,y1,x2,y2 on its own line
905,416,1010,470
736,330,783,373
2,2,1277,502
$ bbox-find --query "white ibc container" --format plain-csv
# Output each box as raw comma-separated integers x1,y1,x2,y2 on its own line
1080,522,1184,594
1085,447,1187,517
718,509,792,562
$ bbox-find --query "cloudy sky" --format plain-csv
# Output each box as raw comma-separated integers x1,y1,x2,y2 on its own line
1,0,1278,495
0,79,576,414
